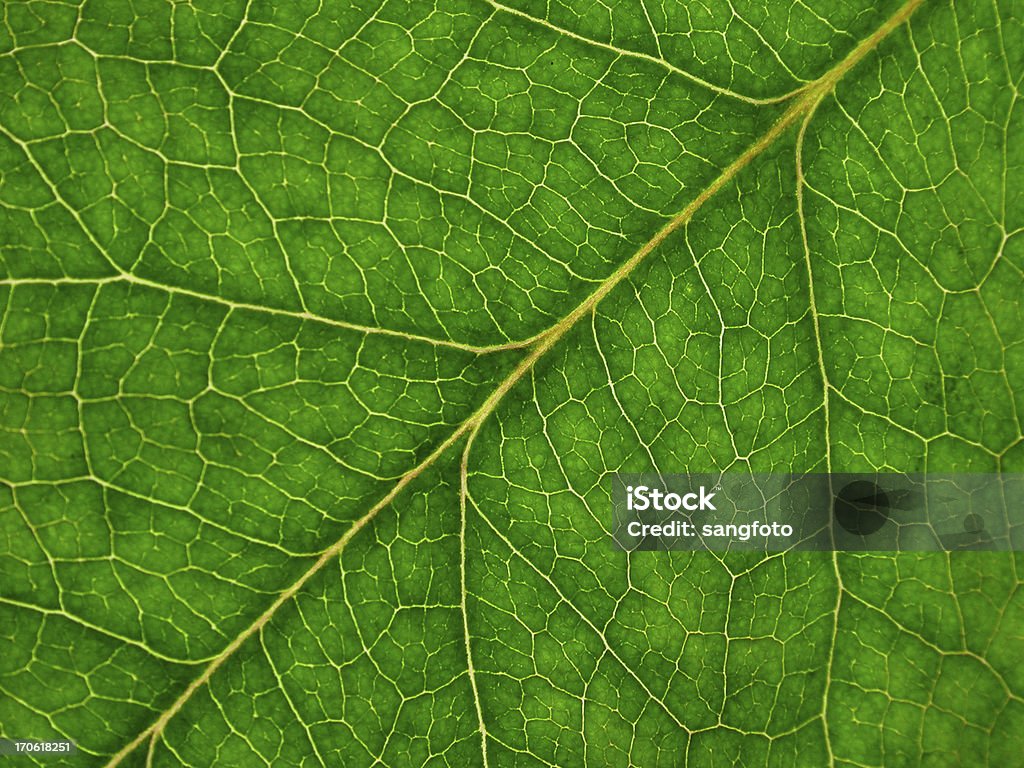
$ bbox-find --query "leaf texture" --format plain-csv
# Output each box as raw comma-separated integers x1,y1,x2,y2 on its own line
1,0,1022,765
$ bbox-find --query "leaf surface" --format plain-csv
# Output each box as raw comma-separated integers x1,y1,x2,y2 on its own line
1,0,1022,765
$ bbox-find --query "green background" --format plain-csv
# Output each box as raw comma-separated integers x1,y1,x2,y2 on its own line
1,0,1022,764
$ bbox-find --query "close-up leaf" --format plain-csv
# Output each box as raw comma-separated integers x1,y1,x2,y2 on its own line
1,0,1022,765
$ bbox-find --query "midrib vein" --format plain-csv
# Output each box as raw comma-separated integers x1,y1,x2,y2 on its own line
105,0,923,762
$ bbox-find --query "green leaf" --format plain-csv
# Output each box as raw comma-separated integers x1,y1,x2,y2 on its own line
2,0,1022,765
